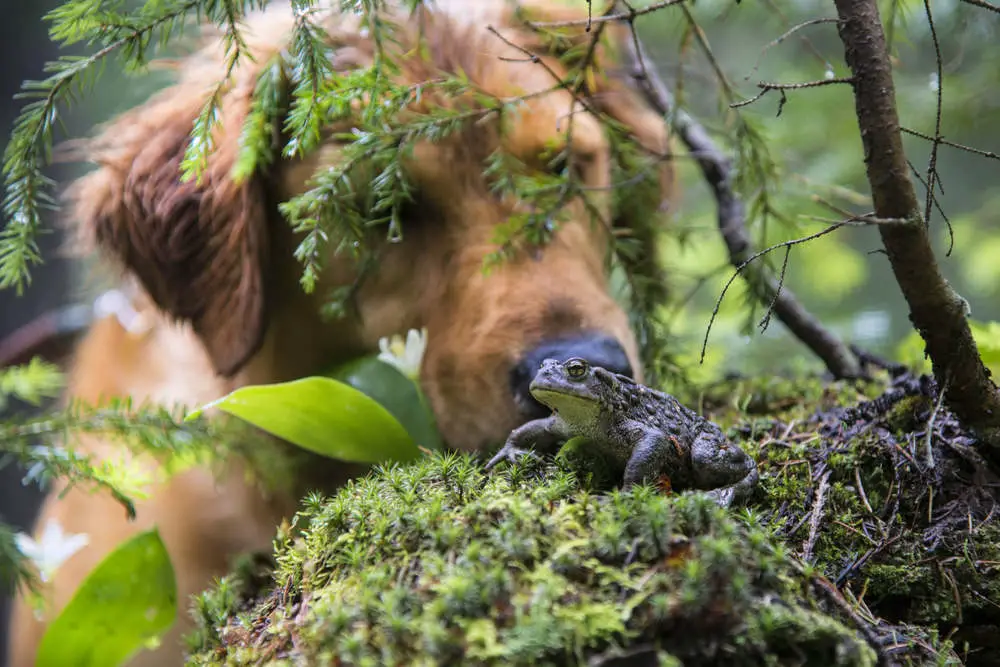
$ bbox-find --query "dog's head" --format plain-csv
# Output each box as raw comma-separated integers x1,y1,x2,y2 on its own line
66,0,674,450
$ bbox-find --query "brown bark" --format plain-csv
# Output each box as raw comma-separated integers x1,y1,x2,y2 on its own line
833,0,1000,461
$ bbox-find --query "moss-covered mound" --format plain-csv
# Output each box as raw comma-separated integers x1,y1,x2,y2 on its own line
694,370,999,666
184,368,997,666
188,456,889,666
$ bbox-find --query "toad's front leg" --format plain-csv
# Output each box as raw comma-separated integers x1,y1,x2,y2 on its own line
485,416,569,471
690,430,759,508
622,430,672,488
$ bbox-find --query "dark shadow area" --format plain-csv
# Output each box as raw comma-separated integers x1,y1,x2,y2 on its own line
0,1,73,656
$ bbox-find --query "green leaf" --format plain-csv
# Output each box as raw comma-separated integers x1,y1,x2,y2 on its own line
36,529,177,667
188,377,421,464
969,319,1000,377
325,355,444,452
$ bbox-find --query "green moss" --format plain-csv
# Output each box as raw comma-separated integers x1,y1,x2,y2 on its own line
698,371,999,666
185,369,997,666
186,454,894,666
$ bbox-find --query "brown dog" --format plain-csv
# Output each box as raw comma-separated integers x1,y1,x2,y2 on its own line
7,1,673,664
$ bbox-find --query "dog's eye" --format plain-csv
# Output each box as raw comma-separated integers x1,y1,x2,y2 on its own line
564,357,589,379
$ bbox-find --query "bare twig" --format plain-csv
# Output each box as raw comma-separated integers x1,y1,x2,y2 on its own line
758,0,837,73
678,3,737,100
923,373,949,469
619,20,863,379
901,127,1000,161
959,0,1000,13
905,159,953,256
808,571,893,667
746,18,839,81
525,0,687,28
702,216,894,363
802,470,831,563
833,0,1000,465
730,77,854,112
921,0,945,229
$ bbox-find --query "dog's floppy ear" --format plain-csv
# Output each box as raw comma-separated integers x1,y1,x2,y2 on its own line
68,81,272,378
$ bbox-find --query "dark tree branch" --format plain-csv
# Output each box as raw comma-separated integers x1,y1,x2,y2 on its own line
833,0,1000,464
901,126,1000,162
959,0,1000,14
619,24,864,380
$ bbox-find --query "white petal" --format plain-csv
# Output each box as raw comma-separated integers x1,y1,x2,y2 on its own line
378,351,399,366
54,533,90,562
14,533,42,563
378,337,392,355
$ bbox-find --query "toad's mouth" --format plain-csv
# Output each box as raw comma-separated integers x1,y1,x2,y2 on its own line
529,385,600,411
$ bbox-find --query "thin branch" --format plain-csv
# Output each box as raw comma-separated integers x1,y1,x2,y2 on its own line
525,0,687,29
901,127,1000,161
920,0,944,229
677,3,737,100
701,216,891,363
746,17,839,81
959,0,1000,13
802,470,831,563
923,373,949,469
905,158,953,255
730,77,854,110
620,24,864,379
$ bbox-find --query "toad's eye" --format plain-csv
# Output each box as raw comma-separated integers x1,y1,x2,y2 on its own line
564,358,589,379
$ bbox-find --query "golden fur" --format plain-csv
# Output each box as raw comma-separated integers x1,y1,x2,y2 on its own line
9,1,673,664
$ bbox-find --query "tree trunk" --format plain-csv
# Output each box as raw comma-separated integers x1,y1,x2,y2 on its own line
832,0,1000,466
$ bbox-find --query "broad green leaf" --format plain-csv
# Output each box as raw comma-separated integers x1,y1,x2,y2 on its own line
188,377,421,464
36,529,176,667
325,355,444,452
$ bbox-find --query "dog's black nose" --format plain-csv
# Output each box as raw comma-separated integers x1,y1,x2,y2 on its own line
510,332,634,420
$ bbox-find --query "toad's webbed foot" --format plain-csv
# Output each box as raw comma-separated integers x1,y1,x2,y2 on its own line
704,466,759,508
484,444,542,471
485,415,567,473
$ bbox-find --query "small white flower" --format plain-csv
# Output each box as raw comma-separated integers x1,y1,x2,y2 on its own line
15,519,90,583
377,327,428,380
824,67,836,80
93,289,152,336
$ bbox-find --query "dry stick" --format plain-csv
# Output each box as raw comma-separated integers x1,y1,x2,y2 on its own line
620,25,864,379
833,0,1000,464
802,470,831,563
959,0,1000,14
901,126,1000,161
730,77,854,111
745,17,839,81
920,0,945,229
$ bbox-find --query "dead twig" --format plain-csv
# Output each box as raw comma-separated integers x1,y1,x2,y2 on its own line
619,17,864,380
526,0,687,29
807,570,893,667
730,77,854,114
802,470,831,563
745,17,839,81
959,0,1000,14
901,127,1000,162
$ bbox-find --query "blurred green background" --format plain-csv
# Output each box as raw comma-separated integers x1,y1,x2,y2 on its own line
1,0,997,656
638,0,1000,379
